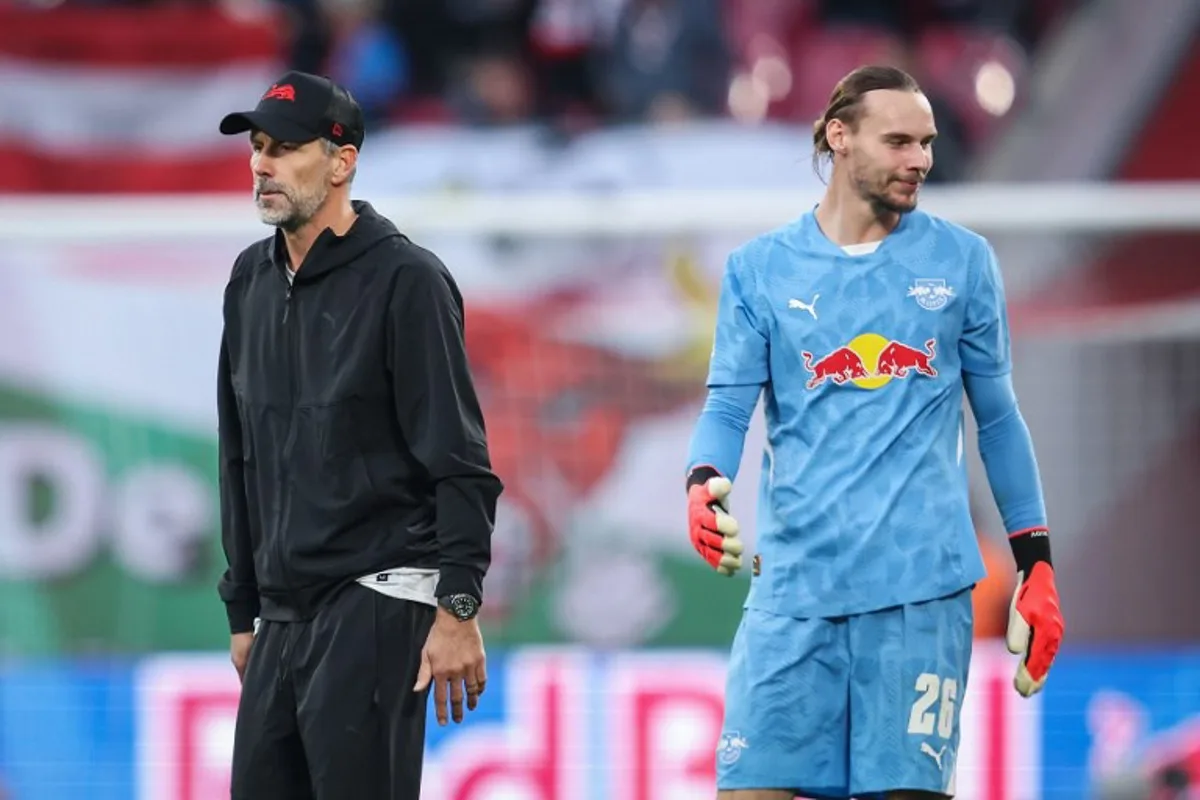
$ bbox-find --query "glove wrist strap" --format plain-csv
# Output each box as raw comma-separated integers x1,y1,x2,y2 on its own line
686,465,721,492
1009,526,1052,576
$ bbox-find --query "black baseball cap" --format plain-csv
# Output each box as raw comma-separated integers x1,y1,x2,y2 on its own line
219,71,365,150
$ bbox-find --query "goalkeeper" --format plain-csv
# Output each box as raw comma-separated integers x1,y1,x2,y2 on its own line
685,64,1063,800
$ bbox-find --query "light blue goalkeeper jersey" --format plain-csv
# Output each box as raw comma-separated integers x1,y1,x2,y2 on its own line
704,208,1007,618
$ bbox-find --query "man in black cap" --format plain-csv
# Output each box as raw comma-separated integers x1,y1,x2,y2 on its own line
215,71,504,799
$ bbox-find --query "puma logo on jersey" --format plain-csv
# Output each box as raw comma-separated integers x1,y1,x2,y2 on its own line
921,742,947,770
788,295,819,320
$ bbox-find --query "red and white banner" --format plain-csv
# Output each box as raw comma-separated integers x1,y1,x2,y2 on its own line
0,5,283,193
136,642,1041,800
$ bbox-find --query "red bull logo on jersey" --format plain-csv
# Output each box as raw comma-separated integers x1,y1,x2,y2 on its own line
801,333,938,390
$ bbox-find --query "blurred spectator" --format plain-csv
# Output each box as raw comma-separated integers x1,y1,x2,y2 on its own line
274,0,409,127
926,0,1027,31
319,0,409,128
817,0,906,33
276,0,330,74
599,0,731,125
388,0,535,103
817,0,1030,38
446,45,537,126
528,0,620,128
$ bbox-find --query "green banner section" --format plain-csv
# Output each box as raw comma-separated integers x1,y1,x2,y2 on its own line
0,384,226,655
0,383,744,655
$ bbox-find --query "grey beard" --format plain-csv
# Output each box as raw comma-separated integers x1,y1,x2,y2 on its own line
254,184,328,231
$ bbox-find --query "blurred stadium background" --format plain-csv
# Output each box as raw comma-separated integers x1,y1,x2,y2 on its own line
0,0,1198,798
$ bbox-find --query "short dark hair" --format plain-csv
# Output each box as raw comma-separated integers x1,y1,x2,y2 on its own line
811,65,923,174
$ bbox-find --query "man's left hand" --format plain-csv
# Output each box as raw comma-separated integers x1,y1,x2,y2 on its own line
1006,561,1064,697
414,607,487,725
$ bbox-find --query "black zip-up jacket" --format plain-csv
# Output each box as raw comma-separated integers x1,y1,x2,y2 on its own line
216,200,503,634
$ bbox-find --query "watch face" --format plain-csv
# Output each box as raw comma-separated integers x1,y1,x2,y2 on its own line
448,594,479,620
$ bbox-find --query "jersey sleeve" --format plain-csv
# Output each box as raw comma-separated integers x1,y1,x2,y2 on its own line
706,249,770,387
686,383,761,481
960,239,1013,377
963,371,1048,534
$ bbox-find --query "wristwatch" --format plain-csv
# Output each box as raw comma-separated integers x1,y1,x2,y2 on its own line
438,593,481,622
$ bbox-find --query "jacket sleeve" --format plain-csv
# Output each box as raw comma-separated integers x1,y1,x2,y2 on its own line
386,252,504,603
215,325,260,634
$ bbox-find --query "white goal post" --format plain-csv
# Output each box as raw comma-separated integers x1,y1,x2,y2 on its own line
1,181,1198,242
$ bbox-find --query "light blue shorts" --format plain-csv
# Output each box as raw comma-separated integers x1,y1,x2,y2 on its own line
716,588,974,799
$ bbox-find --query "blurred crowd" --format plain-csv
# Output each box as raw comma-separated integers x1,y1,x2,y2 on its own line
45,1,1074,131
291,0,1062,133
7,0,1086,187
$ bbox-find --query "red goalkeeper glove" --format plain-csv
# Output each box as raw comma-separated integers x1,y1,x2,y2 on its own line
1005,528,1064,697
686,466,743,576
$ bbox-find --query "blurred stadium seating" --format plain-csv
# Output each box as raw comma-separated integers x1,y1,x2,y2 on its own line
0,0,1080,192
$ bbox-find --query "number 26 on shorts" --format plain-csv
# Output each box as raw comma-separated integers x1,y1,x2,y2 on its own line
907,672,957,740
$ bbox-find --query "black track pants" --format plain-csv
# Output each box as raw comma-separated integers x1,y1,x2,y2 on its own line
230,584,435,800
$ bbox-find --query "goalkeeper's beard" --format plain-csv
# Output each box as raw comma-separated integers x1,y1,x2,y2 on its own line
851,163,923,216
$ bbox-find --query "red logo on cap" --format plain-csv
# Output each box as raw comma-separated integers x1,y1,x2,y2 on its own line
331,123,343,137
263,84,296,102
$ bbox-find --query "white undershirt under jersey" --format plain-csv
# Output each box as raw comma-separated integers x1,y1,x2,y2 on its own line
842,241,882,256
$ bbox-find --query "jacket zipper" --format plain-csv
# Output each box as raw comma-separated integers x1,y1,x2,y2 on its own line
275,280,298,605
